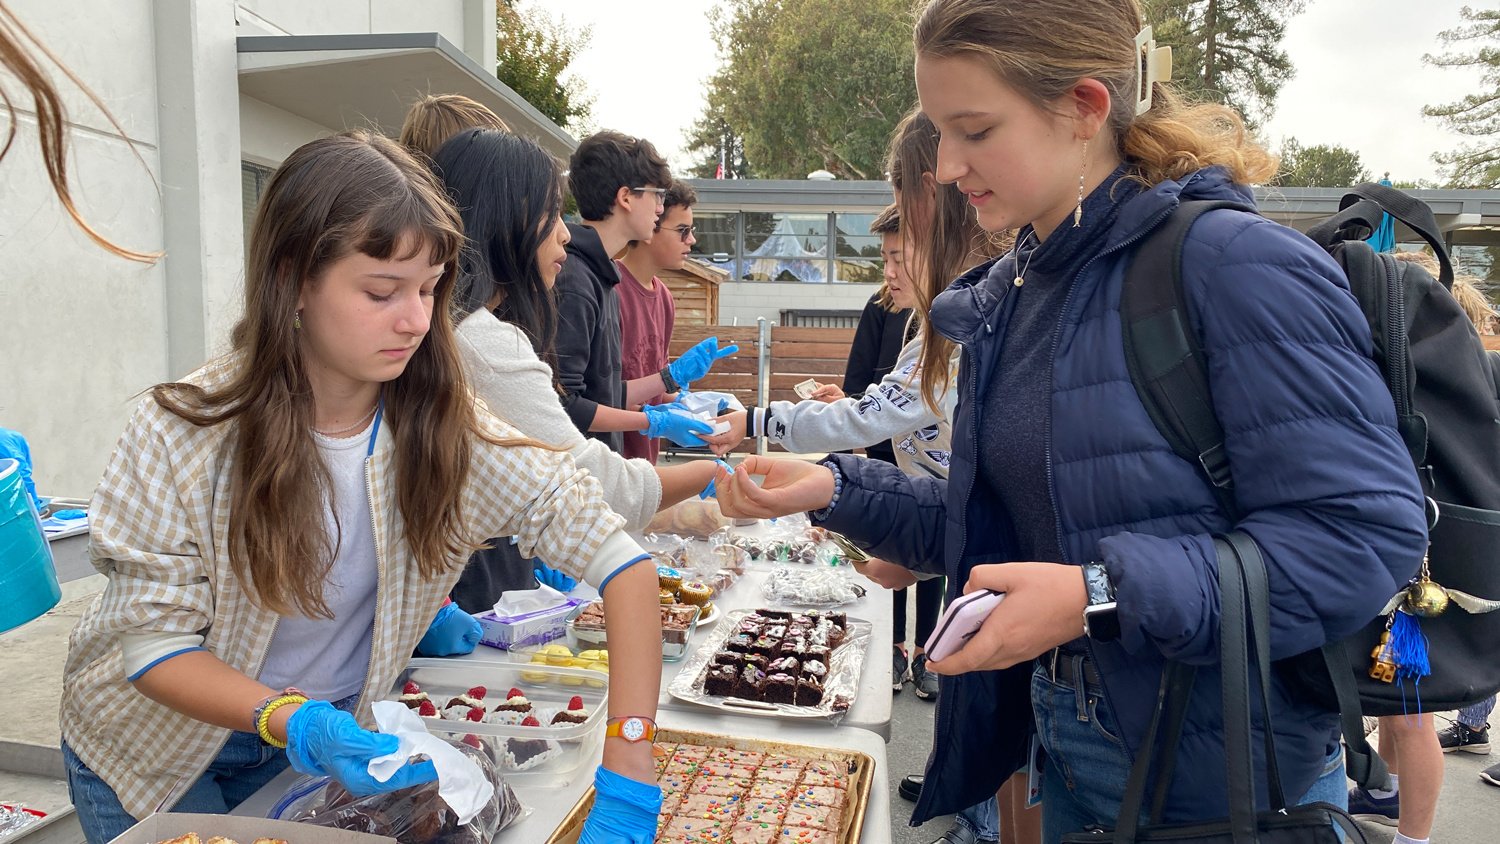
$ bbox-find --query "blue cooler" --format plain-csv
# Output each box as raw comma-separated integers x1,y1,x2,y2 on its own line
0,457,60,633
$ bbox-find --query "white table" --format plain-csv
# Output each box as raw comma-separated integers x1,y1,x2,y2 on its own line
233,709,892,844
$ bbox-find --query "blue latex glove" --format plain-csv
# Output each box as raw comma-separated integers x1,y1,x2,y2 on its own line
415,602,482,657
532,559,577,592
699,459,734,500
578,766,662,844
667,337,738,390
284,701,437,797
640,404,715,448
0,427,41,511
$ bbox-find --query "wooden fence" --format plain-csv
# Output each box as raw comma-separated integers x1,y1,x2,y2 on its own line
666,323,859,454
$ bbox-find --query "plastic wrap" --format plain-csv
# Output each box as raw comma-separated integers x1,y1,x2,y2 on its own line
763,567,868,607
270,738,524,843
668,608,870,723
643,498,730,538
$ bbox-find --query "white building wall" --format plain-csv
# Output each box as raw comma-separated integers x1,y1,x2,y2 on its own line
717,281,877,326
0,0,491,497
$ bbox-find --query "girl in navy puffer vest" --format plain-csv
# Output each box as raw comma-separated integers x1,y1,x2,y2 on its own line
712,0,1428,840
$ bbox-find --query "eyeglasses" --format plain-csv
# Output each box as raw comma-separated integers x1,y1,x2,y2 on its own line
655,223,696,243
631,187,668,207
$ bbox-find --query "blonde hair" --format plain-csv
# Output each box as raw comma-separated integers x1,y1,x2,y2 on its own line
1395,250,1495,335
913,0,1279,188
399,94,510,159
888,108,1010,413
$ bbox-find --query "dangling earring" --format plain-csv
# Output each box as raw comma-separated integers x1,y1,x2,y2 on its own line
294,310,302,330
1074,140,1089,228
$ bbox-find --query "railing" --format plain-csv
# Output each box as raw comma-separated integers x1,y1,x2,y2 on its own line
778,308,863,329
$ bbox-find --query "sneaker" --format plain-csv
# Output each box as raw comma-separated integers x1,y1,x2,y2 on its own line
1347,786,1399,827
1438,721,1491,754
912,653,940,701
893,646,909,693
1481,762,1500,787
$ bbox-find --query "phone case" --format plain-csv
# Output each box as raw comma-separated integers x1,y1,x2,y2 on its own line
923,589,1005,662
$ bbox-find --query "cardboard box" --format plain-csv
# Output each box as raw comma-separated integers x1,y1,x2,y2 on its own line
472,598,585,650
107,812,393,843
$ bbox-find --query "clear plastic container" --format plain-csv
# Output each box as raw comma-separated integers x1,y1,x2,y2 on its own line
392,659,606,785
564,601,701,661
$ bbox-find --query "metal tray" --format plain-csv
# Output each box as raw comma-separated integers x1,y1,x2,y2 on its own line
667,608,871,722
544,727,875,844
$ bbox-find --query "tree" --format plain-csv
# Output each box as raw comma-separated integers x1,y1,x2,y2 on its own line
494,1,593,131
685,113,753,179
1422,6,1500,188
686,0,917,180
1273,138,1371,188
1143,0,1306,126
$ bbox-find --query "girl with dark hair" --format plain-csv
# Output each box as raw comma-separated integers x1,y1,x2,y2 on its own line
712,0,1428,840
430,129,720,611
60,130,665,844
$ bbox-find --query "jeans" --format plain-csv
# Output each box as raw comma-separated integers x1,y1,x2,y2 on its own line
1032,660,1347,842
955,795,1001,841
63,692,359,844
1459,695,1497,729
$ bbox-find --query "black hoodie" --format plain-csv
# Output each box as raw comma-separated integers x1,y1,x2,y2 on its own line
554,222,625,453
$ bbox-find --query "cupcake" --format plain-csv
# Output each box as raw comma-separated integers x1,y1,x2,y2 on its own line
398,681,430,710
657,566,683,593
550,695,589,725
487,687,533,724
659,588,677,605
677,580,713,607
442,685,487,720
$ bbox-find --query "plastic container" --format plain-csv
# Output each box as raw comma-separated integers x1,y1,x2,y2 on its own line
0,458,60,634
564,601,701,661
391,659,606,785
471,597,587,651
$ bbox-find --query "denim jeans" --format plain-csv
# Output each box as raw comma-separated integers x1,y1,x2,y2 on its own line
1459,695,1497,729
1032,660,1347,842
63,693,359,844
955,795,1001,841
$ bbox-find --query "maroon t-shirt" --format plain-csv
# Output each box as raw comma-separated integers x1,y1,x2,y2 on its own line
616,261,676,463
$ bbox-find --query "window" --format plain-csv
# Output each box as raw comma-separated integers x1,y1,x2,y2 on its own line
834,212,883,284
241,161,275,249
740,212,830,283
689,211,739,266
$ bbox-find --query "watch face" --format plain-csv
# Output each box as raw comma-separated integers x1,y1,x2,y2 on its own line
621,718,645,741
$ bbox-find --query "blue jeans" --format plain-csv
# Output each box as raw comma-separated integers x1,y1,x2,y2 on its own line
63,693,359,844
956,796,1001,841
1459,695,1497,729
1032,661,1347,842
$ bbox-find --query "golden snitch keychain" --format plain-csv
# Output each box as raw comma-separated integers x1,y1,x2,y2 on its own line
1369,507,1500,690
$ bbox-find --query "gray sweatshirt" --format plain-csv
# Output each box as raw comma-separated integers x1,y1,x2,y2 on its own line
455,309,662,528
750,335,956,480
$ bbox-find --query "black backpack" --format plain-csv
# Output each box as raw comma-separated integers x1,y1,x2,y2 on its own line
1121,182,1500,789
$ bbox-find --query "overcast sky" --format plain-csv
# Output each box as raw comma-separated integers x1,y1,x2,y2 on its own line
528,0,1483,184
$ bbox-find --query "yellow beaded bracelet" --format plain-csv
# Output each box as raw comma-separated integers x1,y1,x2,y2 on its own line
255,694,308,749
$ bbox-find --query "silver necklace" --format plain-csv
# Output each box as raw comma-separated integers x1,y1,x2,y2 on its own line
1012,233,1038,287
315,401,378,438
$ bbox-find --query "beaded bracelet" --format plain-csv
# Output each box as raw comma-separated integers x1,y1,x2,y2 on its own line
255,693,309,749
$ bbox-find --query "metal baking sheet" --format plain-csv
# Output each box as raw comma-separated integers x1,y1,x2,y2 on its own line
544,727,875,844
667,608,871,723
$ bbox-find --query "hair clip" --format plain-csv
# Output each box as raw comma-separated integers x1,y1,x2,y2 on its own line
1133,26,1174,116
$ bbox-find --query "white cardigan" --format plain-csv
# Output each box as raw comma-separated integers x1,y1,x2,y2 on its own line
456,308,662,529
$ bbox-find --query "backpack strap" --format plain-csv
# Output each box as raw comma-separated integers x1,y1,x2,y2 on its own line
1120,199,1250,518
1305,182,1454,289
1120,198,1392,792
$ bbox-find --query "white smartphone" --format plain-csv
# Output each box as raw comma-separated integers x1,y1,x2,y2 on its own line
923,589,1005,663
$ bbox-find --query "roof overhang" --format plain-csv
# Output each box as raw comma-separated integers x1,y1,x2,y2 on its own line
236,33,575,160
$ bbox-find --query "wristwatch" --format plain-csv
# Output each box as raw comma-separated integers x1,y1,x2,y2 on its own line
1081,562,1120,643
605,716,658,743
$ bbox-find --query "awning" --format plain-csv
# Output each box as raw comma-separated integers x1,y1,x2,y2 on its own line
237,33,576,160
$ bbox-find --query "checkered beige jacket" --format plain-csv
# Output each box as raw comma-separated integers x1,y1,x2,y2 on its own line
60,359,631,818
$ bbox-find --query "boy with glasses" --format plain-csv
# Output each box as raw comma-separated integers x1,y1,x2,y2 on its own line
557,132,732,454
617,181,700,463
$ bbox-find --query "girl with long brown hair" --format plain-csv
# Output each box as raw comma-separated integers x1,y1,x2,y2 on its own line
58,130,665,844
713,0,1427,839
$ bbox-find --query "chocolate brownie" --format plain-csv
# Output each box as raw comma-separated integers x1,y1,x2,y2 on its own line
762,672,798,704
795,676,825,706
704,664,738,697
